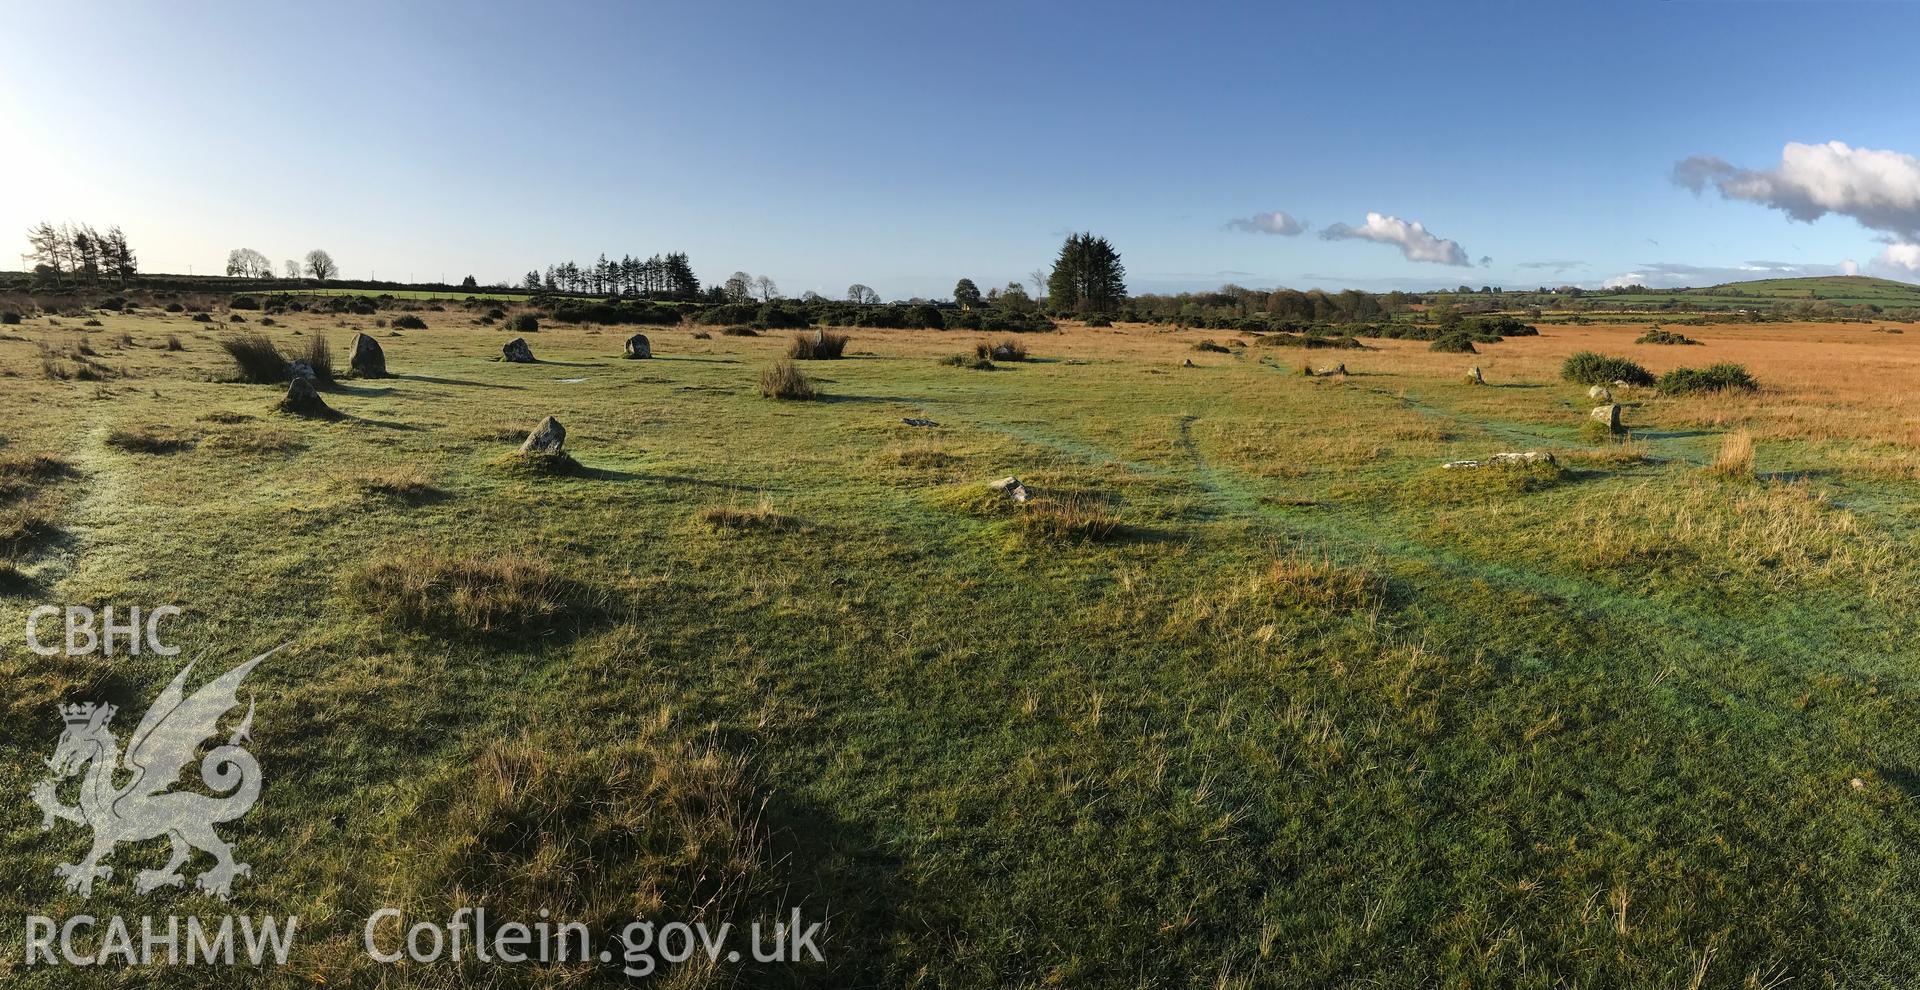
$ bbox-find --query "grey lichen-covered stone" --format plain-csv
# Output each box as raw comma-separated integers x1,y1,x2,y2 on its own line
520,416,565,453
502,337,536,363
989,475,1032,503
349,332,388,378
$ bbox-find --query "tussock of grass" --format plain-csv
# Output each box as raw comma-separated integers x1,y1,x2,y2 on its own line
350,467,441,501
719,325,759,337
391,719,773,939
695,497,802,533
0,502,58,556
498,449,582,476
202,427,303,455
219,333,286,384
104,425,197,454
1192,339,1231,353
1709,430,1755,479
1019,496,1127,542
0,451,71,501
758,360,816,400
939,353,995,370
787,330,848,360
1403,460,1568,502
346,548,580,637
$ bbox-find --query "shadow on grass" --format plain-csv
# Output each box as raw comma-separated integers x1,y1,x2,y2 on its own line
393,374,526,390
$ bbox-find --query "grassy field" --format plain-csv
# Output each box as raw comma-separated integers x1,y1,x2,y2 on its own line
1597,274,1920,311
289,287,535,301
4,303,1920,987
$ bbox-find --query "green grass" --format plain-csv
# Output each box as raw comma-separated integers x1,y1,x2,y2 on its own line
3,310,1920,987
1600,274,1920,311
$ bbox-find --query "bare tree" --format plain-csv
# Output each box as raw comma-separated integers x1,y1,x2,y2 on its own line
226,248,273,278
1029,268,1048,299
846,283,879,305
723,271,753,303
304,249,338,282
285,259,302,279
753,275,779,302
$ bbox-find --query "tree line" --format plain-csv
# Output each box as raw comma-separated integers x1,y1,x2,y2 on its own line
525,253,699,298
226,247,338,281
24,222,138,284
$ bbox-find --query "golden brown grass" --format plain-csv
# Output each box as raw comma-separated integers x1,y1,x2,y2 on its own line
695,495,801,533
758,359,816,400
348,466,440,501
1709,429,1755,479
1019,496,1126,542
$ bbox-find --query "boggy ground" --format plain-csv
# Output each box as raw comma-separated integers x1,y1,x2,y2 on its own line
1,303,1918,988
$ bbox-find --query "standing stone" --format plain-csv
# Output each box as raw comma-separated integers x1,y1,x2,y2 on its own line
279,375,337,419
1466,366,1485,385
502,337,535,363
349,332,388,378
287,358,316,381
991,343,1018,361
1587,384,1612,402
1590,404,1622,432
625,333,651,359
520,416,565,453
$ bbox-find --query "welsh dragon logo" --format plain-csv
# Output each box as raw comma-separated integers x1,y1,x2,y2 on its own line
30,651,274,899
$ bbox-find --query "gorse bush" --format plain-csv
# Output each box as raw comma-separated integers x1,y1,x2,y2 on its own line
1430,332,1477,353
1561,351,1654,387
1636,327,1700,345
219,334,286,384
509,312,538,334
786,330,849,360
1658,362,1757,395
391,315,428,330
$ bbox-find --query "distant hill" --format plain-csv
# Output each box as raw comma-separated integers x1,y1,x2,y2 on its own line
1604,275,1920,311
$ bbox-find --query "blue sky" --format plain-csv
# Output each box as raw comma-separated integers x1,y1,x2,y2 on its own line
3,0,1918,298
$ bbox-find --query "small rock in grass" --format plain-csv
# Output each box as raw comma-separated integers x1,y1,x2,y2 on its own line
903,418,938,427
989,475,1032,503
1588,384,1612,402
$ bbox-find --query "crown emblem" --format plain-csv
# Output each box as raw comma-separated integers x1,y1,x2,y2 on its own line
61,702,116,726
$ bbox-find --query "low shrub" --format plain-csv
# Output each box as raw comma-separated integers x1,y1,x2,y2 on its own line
1085,315,1114,328
1020,497,1126,542
392,315,428,330
1561,351,1654,387
977,338,1027,362
758,360,816,400
1,311,20,325
1636,327,1700,345
720,325,759,337
787,330,849,360
191,312,213,323
695,497,802,533
1429,333,1477,353
1658,362,1757,395
351,467,440,502
1192,339,1230,353
230,296,259,310
509,313,538,334
164,302,185,313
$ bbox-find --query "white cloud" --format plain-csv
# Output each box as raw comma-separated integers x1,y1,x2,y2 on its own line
1674,141,1920,240
1226,211,1307,236
1878,242,1920,274
1319,212,1470,266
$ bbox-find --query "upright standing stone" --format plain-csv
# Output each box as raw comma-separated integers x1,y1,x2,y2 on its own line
1590,404,1622,432
1587,384,1612,402
1466,366,1485,385
279,375,338,419
349,332,388,378
625,333,651,359
502,337,535,363
520,416,565,453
